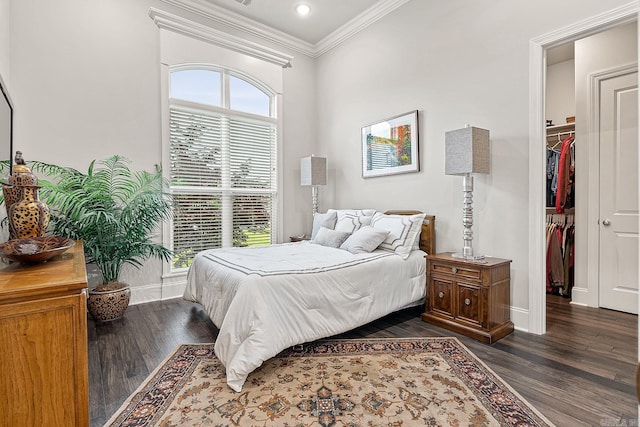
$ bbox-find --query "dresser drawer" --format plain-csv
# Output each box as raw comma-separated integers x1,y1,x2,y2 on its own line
431,261,482,281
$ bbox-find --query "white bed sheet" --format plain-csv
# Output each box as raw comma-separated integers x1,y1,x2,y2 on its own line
183,241,426,392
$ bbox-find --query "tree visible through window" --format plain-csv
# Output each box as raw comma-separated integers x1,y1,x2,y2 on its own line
169,67,277,269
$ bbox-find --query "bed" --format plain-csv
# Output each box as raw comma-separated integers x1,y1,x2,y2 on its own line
183,210,436,392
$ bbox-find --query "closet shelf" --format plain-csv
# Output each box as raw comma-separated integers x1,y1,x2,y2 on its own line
546,122,575,133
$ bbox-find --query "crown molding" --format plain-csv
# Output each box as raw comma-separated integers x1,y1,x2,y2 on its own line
531,1,638,47
314,0,411,56
149,7,293,67
157,0,410,58
158,0,316,56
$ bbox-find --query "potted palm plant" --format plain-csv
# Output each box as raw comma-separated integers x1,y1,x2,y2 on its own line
36,155,172,321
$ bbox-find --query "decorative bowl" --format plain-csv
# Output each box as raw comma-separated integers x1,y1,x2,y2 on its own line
0,236,76,264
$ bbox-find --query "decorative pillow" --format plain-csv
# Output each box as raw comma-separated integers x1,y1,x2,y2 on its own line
312,227,351,248
330,209,376,234
340,226,389,254
311,211,337,239
370,212,427,259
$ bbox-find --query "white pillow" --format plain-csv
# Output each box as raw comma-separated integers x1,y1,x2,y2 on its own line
340,226,389,254
312,227,351,248
370,212,426,259
332,210,375,234
311,211,337,239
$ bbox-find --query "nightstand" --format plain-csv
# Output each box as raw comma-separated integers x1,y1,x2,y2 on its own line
289,235,310,242
422,252,513,343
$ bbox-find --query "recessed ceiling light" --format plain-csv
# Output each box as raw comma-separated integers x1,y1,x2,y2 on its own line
296,4,311,16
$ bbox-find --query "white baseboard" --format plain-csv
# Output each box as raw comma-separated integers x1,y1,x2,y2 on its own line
129,279,187,305
511,306,529,333
161,279,188,301
129,283,162,305
569,286,589,306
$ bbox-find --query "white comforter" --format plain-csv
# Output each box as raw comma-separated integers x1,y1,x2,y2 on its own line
183,241,426,392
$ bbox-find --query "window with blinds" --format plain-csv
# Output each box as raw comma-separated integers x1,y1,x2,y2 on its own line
169,67,277,270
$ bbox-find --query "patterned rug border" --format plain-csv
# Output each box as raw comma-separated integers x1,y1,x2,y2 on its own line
106,337,556,427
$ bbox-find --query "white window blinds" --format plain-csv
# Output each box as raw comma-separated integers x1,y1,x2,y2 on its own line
169,82,277,270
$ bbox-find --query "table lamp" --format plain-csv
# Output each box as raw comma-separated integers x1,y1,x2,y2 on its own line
300,155,327,216
445,125,490,261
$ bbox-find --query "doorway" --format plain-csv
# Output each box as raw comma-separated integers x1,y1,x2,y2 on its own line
544,24,639,315
528,3,639,335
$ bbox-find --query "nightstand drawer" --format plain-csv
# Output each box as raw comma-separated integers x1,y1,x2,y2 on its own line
431,262,482,280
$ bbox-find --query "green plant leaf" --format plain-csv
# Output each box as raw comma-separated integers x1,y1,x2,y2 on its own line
29,155,173,284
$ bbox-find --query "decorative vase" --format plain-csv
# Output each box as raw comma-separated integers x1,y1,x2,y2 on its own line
3,151,44,239
87,282,131,322
8,185,50,239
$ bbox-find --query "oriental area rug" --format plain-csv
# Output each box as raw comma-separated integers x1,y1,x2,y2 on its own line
106,337,554,427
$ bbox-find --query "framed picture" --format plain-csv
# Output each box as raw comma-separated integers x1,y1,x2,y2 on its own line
362,110,419,178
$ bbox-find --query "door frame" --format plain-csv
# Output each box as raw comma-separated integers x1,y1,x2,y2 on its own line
527,3,638,335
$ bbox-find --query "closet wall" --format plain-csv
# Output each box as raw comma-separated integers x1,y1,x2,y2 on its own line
545,50,576,299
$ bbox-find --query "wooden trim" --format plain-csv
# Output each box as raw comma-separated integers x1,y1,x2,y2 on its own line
636,362,640,403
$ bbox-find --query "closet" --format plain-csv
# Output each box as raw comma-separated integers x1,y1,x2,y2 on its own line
544,20,638,314
545,122,575,298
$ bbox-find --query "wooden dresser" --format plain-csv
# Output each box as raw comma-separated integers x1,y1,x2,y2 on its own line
0,242,88,427
422,252,513,344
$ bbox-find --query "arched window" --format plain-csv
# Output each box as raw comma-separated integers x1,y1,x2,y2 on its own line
168,66,277,270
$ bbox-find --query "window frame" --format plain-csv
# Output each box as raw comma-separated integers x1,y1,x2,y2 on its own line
170,64,275,117
162,64,279,277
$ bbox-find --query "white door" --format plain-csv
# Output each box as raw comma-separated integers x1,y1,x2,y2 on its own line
598,70,638,314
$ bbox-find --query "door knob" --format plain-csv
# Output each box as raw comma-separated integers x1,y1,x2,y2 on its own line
602,219,611,226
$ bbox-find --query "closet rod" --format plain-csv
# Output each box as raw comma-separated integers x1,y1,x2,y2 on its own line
546,130,575,139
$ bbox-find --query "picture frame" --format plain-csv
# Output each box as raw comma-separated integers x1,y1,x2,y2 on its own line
361,110,419,178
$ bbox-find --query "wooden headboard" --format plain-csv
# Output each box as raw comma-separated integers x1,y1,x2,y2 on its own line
385,210,436,255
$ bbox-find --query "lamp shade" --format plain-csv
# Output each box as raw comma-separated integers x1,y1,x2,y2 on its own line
445,126,490,175
300,156,327,186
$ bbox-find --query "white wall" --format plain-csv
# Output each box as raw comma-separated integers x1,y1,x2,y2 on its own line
0,0,8,82
546,59,575,126
315,0,632,329
8,0,316,294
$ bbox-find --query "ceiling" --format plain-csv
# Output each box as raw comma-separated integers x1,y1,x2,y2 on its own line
203,0,381,44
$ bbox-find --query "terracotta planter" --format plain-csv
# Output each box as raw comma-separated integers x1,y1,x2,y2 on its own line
87,282,131,322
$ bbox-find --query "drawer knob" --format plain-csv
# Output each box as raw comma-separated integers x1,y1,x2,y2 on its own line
438,291,445,299
464,298,471,306
451,267,458,274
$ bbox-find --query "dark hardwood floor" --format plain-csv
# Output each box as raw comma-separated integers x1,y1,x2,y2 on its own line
89,295,637,426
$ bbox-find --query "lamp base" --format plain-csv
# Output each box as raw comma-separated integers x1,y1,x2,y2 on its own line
451,252,488,263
